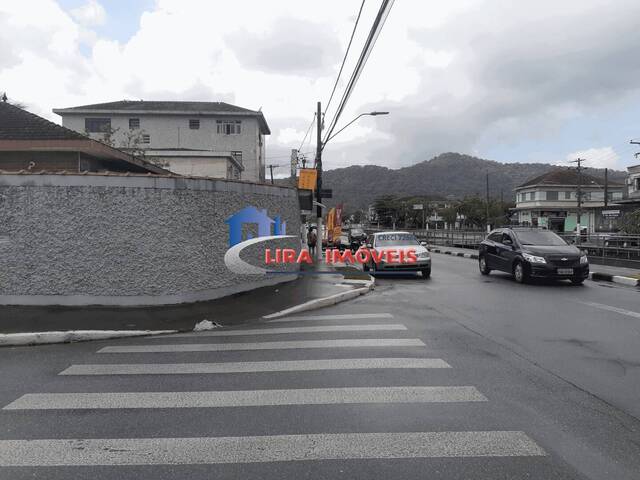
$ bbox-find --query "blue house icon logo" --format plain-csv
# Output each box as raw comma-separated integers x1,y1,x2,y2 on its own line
225,206,287,247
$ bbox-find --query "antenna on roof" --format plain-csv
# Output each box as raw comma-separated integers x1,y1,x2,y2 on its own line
258,106,262,111
1,92,7,102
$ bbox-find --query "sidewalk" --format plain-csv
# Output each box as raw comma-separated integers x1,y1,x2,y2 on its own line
0,264,367,334
428,244,640,284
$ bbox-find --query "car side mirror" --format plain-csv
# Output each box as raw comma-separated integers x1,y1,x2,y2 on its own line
503,239,513,247
366,243,373,249
420,241,427,246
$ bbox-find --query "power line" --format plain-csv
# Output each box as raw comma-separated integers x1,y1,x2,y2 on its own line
298,113,316,152
265,151,313,160
323,0,395,146
323,0,366,118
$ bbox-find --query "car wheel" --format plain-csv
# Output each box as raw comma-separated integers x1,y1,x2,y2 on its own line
513,261,528,284
479,256,491,275
571,278,584,285
421,267,431,279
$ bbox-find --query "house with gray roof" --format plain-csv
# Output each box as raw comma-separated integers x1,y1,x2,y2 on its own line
53,100,270,182
513,167,624,233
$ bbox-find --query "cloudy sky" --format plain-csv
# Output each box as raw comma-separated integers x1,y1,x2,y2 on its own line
1,0,639,172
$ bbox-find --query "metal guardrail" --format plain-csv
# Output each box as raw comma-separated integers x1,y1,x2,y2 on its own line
557,233,640,263
363,227,640,264
364,227,485,248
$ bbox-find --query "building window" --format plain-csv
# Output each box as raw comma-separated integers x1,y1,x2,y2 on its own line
529,192,535,201
129,118,140,130
189,119,200,130
216,120,241,135
85,118,111,133
231,151,243,166
546,191,558,201
635,178,640,191
141,134,150,144
564,191,571,200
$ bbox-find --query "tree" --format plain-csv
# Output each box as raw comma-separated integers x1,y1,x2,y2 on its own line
441,205,458,226
621,209,640,234
373,195,400,228
120,129,149,159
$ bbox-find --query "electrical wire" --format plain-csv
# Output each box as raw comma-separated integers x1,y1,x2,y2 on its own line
297,113,316,152
323,0,366,118
323,0,395,146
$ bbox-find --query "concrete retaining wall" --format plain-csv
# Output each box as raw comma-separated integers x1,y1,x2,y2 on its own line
0,174,301,306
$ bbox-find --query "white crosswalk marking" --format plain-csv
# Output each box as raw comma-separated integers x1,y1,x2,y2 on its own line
59,357,451,375
268,313,394,323
166,324,407,338
97,338,426,353
0,431,546,466
4,386,487,410
1,309,549,471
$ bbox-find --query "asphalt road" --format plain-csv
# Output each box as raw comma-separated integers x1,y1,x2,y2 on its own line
1,254,639,479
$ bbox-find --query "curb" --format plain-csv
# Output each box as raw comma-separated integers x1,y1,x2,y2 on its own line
430,248,479,260
590,272,640,287
0,329,177,347
263,275,375,320
430,247,639,287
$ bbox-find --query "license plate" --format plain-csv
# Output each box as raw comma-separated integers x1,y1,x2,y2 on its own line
557,268,574,275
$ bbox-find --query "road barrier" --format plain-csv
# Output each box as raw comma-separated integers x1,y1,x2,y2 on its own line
364,228,640,268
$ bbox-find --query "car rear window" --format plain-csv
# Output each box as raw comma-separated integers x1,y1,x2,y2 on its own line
514,230,567,246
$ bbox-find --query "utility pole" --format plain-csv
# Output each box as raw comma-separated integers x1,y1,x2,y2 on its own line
485,171,490,233
570,158,585,244
315,101,323,261
604,168,609,207
290,149,297,180
266,164,278,184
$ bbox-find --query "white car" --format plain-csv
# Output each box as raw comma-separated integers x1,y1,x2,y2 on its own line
363,231,431,278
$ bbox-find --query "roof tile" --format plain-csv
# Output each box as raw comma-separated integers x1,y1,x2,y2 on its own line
0,102,86,140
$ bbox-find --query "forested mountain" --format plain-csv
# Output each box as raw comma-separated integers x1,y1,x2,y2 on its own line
321,152,626,210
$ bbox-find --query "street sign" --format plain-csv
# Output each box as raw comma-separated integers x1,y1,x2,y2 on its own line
320,189,333,198
412,204,424,210
298,189,313,211
601,209,621,218
298,168,317,190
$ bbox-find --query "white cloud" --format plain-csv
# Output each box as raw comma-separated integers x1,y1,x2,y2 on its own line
1,0,640,170
565,147,620,169
70,0,106,27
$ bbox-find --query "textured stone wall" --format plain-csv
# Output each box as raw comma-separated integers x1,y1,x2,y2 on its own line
0,174,301,306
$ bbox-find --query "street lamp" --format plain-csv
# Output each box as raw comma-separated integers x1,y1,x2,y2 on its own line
314,105,389,261
323,111,390,146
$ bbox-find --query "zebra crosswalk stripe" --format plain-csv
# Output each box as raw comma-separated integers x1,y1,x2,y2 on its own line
59,357,451,375
97,338,426,353
4,386,487,410
165,324,407,338
0,431,546,466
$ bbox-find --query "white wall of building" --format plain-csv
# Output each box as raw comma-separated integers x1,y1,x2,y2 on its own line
60,113,264,182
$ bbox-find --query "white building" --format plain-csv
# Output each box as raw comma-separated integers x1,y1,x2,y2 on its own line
626,164,640,200
513,168,624,233
53,100,270,182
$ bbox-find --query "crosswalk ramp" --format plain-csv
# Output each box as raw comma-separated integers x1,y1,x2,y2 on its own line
0,312,548,473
